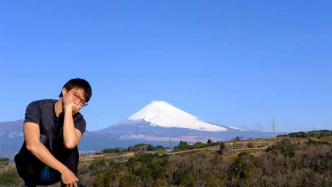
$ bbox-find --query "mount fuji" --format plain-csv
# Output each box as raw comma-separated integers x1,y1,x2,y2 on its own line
110,101,228,132
79,101,275,152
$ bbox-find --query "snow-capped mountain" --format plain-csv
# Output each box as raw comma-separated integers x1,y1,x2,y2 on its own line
102,100,229,134
123,101,227,132
79,101,275,152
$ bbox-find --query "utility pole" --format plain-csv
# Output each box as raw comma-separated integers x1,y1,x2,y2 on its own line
273,117,276,138
169,137,172,149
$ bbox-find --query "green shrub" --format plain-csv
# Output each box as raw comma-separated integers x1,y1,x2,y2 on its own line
89,160,107,174
219,142,226,155
307,139,330,145
247,142,254,148
0,171,20,185
173,141,193,151
193,141,204,149
177,170,196,186
0,157,9,162
230,152,256,179
266,138,296,158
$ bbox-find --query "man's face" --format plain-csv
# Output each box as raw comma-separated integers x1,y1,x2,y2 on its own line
61,87,86,111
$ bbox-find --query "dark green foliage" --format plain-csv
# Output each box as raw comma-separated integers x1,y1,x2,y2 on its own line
193,141,204,149
176,170,196,186
315,163,323,173
173,140,217,152
100,147,127,154
219,141,226,149
99,144,167,154
247,142,254,148
173,141,193,151
108,160,121,168
89,160,107,174
279,130,332,138
207,139,213,144
147,144,154,151
266,138,297,158
289,131,307,138
219,141,226,155
236,136,242,141
126,153,170,184
127,143,166,152
0,171,20,185
155,145,166,150
0,157,9,162
307,139,330,145
230,152,256,179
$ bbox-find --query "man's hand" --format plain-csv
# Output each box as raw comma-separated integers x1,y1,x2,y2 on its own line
64,103,81,115
61,168,79,187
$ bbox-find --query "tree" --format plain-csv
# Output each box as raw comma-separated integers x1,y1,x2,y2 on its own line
193,141,204,149
219,142,226,155
174,141,192,151
147,144,154,151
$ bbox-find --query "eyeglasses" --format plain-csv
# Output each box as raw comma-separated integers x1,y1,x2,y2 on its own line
72,92,88,107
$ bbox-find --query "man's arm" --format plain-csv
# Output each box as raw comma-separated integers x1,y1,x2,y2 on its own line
63,103,83,149
24,122,78,186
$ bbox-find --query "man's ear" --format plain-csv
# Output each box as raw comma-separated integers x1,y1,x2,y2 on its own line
61,88,68,96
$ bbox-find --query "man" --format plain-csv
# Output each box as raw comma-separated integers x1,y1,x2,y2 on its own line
15,78,92,187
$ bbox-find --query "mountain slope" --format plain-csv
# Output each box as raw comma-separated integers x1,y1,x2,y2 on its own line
0,120,24,159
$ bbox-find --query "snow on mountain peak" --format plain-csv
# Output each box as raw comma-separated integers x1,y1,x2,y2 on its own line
128,101,227,132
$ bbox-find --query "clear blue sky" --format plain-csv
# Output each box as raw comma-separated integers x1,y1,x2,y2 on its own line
1,1,331,132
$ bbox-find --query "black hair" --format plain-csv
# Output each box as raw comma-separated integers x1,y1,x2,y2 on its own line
59,78,92,103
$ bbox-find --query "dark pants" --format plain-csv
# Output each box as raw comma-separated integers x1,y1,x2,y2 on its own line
14,135,79,187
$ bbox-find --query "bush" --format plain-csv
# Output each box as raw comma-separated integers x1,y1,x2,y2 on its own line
173,141,193,151
126,153,170,183
128,143,155,152
247,142,254,148
266,138,296,158
307,139,330,146
219,142,226,155
230,152,256,179
89,160,107,174
0,171,20,185
0,157,9,162
193,141,205,149
177,170,196,186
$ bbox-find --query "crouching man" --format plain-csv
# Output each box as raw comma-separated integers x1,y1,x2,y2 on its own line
15,78,92,187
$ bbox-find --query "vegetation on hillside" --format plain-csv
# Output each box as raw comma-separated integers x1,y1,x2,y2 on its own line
0,170,20,186
278,130,332,138
98,144,167,154
1,132,332,186
0,157,9,162
173,140,219,152
82,138,331,186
